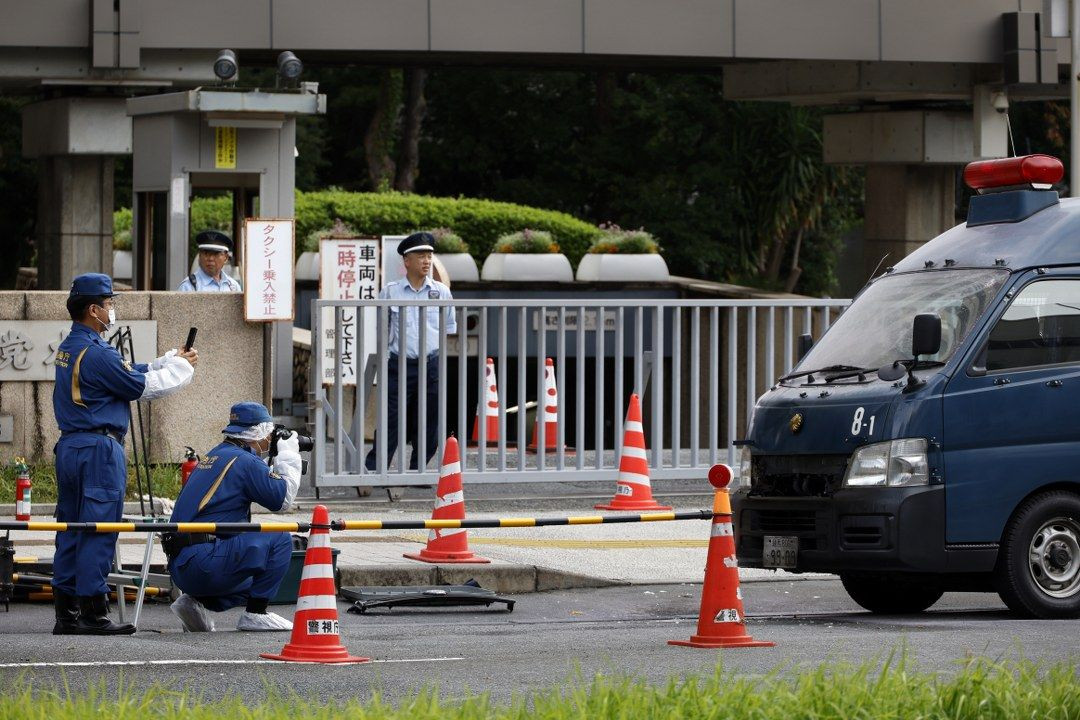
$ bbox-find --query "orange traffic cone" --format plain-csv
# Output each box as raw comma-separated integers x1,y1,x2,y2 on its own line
404,436,490,564
669,464,774,649
262,505,369,663
595,394,672,511
470,358,501,447
528,358,566,453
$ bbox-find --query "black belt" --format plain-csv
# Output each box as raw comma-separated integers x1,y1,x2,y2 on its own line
62,428,125,445
161,532,217,561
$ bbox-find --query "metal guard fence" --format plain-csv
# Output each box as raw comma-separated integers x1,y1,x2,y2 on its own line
311,298,850,488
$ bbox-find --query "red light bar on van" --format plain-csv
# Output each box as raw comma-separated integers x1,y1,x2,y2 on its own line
963,155,1064,191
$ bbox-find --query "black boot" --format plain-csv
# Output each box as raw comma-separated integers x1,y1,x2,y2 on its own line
52,590,81,635
75,594,136,635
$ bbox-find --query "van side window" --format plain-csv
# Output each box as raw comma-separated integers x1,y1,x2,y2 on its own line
986,279,1080,371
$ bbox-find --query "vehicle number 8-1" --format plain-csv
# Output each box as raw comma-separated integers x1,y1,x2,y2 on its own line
851,407,875,436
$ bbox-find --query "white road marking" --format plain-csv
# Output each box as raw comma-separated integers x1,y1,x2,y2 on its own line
0,657,465,669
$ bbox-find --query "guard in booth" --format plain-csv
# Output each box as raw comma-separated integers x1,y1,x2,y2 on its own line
52,273,199,635
177,230,243,292
165,402,302,632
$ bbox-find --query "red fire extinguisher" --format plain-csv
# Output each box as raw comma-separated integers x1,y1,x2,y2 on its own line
14,457,31,522
180,447,199,487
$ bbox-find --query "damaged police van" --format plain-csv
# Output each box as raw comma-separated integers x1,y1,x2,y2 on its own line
733,155,1080,618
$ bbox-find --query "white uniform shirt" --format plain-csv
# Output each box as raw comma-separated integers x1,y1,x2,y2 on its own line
178,266,242,292
382,275,456,358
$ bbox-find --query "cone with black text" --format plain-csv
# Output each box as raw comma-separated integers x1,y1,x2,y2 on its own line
595,393,672,511
404,436,490,564
261,505,369,663
669,464,774,649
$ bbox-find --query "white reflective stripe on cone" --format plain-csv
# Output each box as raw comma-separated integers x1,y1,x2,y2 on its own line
440,462,461,476
711,522,734,537
430,527,466,540
617,471,652,486
435,490,465,509
624,420,643,433
307,534,330,548
300,563,335,581
621,445,648,459
295,595,337,612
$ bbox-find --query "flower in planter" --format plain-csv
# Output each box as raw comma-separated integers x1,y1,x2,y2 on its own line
493,228,560,254
307,218,361,248
587,223,661,254
414,227,469,254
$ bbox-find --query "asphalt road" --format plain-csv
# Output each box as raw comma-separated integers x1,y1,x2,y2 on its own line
1,578,1076,704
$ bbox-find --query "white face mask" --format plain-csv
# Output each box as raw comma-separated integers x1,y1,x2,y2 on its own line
93,305,115,332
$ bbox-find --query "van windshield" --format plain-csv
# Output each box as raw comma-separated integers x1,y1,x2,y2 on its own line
794,269,1008,379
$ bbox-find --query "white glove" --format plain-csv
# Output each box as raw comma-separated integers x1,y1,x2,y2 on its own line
150,349,178,371
271,432,302,511
140,354,195,401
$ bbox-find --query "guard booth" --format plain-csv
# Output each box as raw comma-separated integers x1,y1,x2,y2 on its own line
126,86,325,414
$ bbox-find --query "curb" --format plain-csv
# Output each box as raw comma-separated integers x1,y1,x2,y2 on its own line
337,563,623,595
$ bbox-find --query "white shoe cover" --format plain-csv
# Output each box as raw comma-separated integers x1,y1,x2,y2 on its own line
237,611,293,632
170,594,215,632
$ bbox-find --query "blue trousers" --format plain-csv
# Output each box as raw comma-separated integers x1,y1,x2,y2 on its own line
366,355,440,471
169,533,292,612
52,434,126,597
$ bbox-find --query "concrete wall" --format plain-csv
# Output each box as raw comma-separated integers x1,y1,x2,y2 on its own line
0,291,265,464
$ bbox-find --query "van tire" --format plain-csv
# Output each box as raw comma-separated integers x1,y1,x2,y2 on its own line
840,573,943,614
994,490,1080,619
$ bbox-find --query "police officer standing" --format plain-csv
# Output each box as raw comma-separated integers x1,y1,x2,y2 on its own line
165,402,301,632
177,230,242,292
365,232,456,472
52,273,199,635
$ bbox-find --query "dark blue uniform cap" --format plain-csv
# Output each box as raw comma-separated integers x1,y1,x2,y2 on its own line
222,401,273,434
196,230,234,254
398,232,436,256
69,273,116,298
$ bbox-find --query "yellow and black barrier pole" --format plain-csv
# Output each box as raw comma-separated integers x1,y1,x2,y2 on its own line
0,510,714,534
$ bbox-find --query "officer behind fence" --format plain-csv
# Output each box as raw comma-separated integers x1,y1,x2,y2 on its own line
52,273,198,635
164,402,302,632
365,232,456,472
177,230,242,292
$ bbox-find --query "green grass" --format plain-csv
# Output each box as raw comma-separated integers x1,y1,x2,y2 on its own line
0,462,183,504
1,656,1078,719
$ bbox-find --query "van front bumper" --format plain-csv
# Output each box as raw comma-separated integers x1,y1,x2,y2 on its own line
732,485,949,573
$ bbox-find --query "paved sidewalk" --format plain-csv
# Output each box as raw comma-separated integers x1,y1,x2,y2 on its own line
7,501,830,594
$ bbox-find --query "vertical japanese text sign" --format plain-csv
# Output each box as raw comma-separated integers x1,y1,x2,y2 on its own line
320,238,380,385
244,219,295,322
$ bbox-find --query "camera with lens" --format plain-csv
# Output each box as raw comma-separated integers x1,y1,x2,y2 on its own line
269,424,314,475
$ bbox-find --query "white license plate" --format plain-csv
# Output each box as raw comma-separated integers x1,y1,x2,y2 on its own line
763,535,798,569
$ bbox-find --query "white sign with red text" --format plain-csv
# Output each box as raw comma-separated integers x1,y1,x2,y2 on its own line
319,238,380,385
244,219,295,322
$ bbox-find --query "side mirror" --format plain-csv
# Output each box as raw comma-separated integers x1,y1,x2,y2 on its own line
911,314,941,357
797,333,814,360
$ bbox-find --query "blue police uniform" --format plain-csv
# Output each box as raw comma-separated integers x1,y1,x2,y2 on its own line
178,230,242,292
52,276,150,600
365,232,456,472
167,404,292,612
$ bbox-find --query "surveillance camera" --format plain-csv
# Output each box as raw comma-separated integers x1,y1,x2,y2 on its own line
276,51,303,82
991,91,1009,113
213,49,238,82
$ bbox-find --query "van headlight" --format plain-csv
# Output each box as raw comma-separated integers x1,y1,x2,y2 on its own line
843,438,929,487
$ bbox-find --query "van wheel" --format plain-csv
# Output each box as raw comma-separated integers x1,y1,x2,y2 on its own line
995,491,1080,619
840,573,943,614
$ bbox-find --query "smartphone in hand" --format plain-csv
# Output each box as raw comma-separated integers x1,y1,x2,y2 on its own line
184,327,198,351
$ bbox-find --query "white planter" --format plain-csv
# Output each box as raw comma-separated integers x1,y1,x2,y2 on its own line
575,253,669,282
481,253,574,282
112,250,132,282
295,251,320,282
437,252,479,283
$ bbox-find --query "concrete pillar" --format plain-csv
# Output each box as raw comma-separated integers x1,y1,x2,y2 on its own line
863,165,956,279
34,155,115,290
21,97,131,290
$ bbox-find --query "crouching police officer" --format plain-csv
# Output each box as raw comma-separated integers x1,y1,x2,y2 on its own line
52,273,198,635
164,402,302,632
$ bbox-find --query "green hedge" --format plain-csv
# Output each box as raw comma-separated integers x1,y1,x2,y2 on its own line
115,191,601,267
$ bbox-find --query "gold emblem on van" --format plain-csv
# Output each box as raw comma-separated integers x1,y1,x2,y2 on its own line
790,413,803,434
